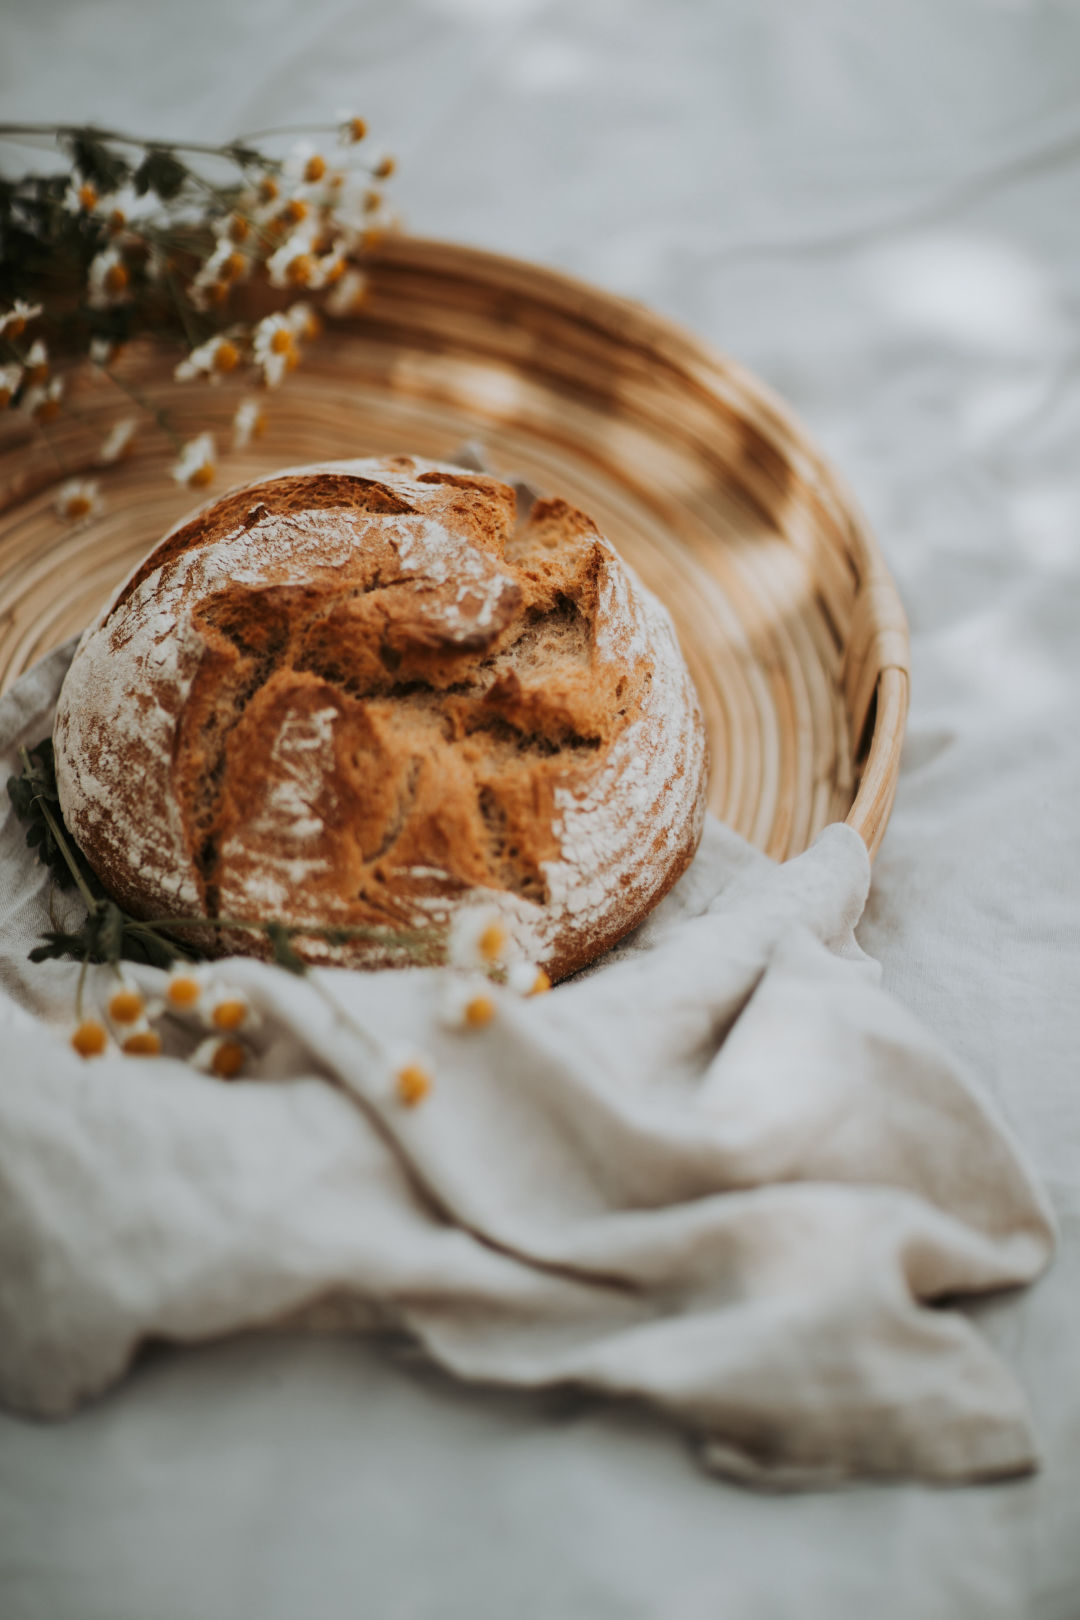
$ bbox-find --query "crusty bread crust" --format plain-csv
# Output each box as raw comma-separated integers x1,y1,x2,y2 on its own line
53,456,708,980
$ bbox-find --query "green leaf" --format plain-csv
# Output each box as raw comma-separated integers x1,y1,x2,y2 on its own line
133,148,188,201
7,739,89,893
225,143,265,169
65,134,130,194
120,927,183,970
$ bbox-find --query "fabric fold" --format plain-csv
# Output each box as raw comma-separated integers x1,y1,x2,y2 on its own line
0,649,1055,1485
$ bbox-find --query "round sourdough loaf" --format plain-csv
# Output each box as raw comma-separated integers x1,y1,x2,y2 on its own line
53,456,708,980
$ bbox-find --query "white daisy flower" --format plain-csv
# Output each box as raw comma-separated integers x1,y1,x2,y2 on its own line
0,300,41,339
96,184,158,232
285,301,320,338
87,247,131,309
106,977,166,1056
505,961,552,997
232,397,264,450
171,432,216,488
337,113,368,145
388,1047,435,1108
22,377,64,421
104,976,152,1027
187,240,250,311
439,976,497,1031
55,479,102,522
163,962,210,1014
118,1020,164,1058
252,313,296,387
97,415,138,464
0,364,22,407
265,226,318,289
282,140,335,191
324,267,368,319
174,334,241,383
192,1035,247,1080
448,905,509,970
24,338,48,375
70,1018,113,1059
205,988,258,1036
64,178,99,214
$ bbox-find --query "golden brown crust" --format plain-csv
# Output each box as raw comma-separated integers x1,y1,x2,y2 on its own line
53,456,709,979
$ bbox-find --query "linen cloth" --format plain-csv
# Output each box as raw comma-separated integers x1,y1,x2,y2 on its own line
0,645,1054,1484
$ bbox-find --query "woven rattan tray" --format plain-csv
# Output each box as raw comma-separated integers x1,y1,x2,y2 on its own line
0,236,908,860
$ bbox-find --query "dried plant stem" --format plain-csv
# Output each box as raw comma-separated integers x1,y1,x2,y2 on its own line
99,365,183,452
18,746,97,911
0,122,272,167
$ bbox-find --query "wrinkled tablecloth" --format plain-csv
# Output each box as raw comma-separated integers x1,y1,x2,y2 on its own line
0,645,1054,1487
3,2,1080,1617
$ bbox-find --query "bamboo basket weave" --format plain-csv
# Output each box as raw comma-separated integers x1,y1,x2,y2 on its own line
0,237,909,860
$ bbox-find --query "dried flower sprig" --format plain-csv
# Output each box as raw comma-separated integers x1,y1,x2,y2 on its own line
0,117,395,498
8,738,553,1094
6,738,442,972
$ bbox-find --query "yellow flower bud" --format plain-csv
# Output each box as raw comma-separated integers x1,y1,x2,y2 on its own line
71,1019,108,1058
396,1062,432,1107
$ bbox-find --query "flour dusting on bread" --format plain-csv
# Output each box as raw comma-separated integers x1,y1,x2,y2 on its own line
53,455,708,979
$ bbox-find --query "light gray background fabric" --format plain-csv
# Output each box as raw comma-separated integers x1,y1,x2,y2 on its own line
1,2,1079,1617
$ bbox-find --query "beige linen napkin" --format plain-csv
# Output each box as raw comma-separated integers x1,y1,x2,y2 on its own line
0,645,1054,1485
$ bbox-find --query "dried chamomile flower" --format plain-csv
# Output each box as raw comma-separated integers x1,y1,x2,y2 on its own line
97,415,138,464
22,376,63,422
24,340,49,384
192,1035,247,1080
323,266,368,318
188,240,250,311
206,988,258,1035
96,184,156,234
174,334,241,382
448,906,509,970
64,178,98,214
172,431,216,488
0,364,22,409
393,1053,434,1108
87,247,131,310
265,226,320,290
0,300,42,339
232,397,265,450
106,978,148,1026
105,975,163,1026
164,962,208,1012
104,978,165,1052
252,313,297,387
440,977,497,1031
70,1018,110,1059
120,1022,164,1058
55,479,102,522
89,337,117,367
505,962,552,997
339,115,368,144
286,301,321,340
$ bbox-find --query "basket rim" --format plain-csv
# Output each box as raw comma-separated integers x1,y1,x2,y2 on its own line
359,234,910,857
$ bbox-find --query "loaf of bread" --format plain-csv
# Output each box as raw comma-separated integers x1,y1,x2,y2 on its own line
53,456,708,980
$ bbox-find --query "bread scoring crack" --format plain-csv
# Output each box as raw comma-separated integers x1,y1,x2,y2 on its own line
161,467,645,921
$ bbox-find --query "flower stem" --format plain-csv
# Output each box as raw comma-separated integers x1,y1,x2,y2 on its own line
19,746,98,912
0,122,273,166
99,365,183,452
